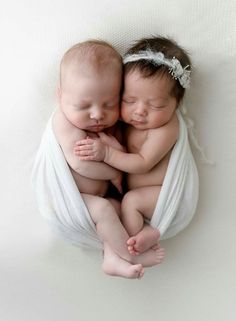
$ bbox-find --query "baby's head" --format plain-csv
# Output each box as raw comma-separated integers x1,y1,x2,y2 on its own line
58,40,122,131
123,36,191,103
121,36,191,129
60,40,122,89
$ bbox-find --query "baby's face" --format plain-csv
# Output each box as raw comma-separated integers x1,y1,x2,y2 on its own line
121,70,178,130
59,67,121,132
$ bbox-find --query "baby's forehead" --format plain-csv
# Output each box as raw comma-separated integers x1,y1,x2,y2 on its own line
123,70,175,97
60,61,122,97
62,55,122,86
63,61,121,83
62,43,122,72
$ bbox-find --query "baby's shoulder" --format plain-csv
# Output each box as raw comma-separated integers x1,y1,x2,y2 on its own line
52,109,85,144
52,109,70,129
147,114,179,148
155,113,179,135
165,113,179,138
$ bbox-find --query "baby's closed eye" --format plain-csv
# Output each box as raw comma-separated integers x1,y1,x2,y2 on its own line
122,98,135,104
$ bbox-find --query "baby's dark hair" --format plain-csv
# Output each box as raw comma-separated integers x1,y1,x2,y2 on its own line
124,36,191,102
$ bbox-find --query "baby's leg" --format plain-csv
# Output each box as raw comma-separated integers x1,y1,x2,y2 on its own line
82,193,163,268
121,186,161,255
82,193,131,262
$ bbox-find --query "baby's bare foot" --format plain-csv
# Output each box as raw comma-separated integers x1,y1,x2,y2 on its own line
102,254,144,279
155,248,165,264
127,226,160,255
133,247,165,267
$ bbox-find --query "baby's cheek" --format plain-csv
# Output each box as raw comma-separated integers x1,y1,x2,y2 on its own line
120,106,128,120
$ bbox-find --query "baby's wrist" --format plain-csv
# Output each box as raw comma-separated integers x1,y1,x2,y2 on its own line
104,145,111,163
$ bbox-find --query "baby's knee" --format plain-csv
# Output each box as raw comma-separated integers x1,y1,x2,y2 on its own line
94,197,117,221
121,191,138,212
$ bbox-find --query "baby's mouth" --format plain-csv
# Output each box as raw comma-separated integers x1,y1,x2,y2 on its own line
87,124,105,132
131,119,146,124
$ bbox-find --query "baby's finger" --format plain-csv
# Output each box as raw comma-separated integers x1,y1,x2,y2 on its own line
78,155,96,161
74,145,93,151
75,139,94,145
75,150,94,156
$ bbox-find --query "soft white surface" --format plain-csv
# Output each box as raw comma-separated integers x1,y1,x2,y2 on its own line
0,1,236,320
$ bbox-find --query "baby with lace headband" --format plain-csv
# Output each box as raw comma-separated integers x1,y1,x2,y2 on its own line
74,36,192,256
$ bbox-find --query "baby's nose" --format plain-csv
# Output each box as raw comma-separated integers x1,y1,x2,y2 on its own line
90,106,104,120
134,104,147,116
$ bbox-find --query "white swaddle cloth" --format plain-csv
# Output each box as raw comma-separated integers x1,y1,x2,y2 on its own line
31,108,198,249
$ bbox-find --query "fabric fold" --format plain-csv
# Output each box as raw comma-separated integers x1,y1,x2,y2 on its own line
151,110,199,239
32,109,198,248
32,116,102,249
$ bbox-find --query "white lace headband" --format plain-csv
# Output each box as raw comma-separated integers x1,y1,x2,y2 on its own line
123,50,191,89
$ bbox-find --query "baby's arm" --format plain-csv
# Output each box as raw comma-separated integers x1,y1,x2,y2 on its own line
52,112,122,182
75,117,178,174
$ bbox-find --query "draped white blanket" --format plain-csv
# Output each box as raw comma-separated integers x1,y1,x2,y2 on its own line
31,109,199,249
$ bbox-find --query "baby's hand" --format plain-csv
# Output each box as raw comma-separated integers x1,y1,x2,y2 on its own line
74,137,106,161
98,132,125,152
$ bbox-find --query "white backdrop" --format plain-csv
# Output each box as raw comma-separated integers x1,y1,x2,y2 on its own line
0,1,236,320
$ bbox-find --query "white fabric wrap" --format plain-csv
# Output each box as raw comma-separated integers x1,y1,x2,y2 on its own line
151,109,199,240
31,109,198,248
